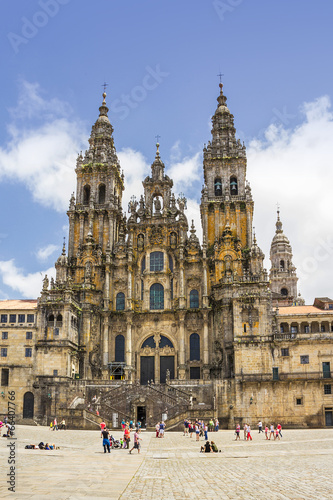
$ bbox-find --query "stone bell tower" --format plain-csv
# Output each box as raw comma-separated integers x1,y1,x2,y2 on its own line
200,82,254,285
201,84,272,381
269,209,299,305
67,92,124,308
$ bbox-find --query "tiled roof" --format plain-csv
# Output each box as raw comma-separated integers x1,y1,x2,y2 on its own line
0,300,37,310
276,305,333,316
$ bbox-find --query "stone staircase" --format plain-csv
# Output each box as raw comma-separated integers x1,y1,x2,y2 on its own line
92,382,191,428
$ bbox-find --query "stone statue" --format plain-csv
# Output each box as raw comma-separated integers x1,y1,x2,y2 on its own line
154,196,161,213
137,234,144,251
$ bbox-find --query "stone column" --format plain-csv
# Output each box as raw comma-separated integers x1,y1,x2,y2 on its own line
125,316,133,381
203,311,210,379
99,213,104,249
79,214,84,246
246,205,252,248
178,312,186,379
102,318,109,370
68,213,75,259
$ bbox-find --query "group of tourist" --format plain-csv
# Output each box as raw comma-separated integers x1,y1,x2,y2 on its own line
183,418,218,440
100,419,143,454
121,418,139,430
235,421,283,441
25,442,59,450
0,416,14,438
49,418,66,430
155,421,166,437
200,440,219,453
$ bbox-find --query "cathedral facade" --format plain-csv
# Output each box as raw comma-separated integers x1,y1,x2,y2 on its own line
0,85,332,429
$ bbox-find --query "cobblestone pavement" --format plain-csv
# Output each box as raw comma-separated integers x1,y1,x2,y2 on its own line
0,426,332,499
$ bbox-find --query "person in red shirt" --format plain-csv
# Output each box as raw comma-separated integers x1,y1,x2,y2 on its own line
124,426,131,449
277,423,282,438
100,421,106,437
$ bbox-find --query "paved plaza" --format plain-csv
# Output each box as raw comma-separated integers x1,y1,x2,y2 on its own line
0,425,332,499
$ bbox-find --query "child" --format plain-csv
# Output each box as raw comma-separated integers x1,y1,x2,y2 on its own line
265,425,269,440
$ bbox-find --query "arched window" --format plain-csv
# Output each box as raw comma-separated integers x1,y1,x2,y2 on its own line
230,177,238,195
83,185,90,205
168,255,173,272
142,336,156,348
56,314,62,326
150,283,164,310
280,260,285,270
190,290,199,309
150,252,164,272
98,184,106,204
159,336,174,348
170,278,174,301
190,333,200,361
281,288,288,296
141,279,144,300
214,178,222,196
141,256,146,273
115,335,125,362
116,292,125,311
48,314,54,324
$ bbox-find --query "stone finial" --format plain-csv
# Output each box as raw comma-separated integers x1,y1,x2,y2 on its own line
42,275,49,291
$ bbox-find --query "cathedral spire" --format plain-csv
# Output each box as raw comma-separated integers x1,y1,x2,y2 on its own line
98,91,110,122
276,207,283,233
269,208,298,305
151,141,165,181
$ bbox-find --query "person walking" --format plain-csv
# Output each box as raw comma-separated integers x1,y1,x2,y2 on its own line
246,424,253,441
243,423,247,440
195,423,200,441
214,418,219,432
269,424,274,440
155,422,160,438
102,428,110,453
100,420,106,437
258,421,263,433
235,423,241,441
53,418,58,431
277,423,283,438
265,425,269,440
204,422,208,441
159,421,166,438
124,426,131,449
129,429,142,454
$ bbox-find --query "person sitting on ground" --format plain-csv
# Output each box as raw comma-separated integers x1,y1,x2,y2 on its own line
211,441,218,453
200,440,212,453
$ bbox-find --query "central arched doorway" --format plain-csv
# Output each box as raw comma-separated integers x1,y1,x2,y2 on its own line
139,334,175,384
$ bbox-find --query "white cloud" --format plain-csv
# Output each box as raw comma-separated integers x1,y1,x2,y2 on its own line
0,80,87,212
0,260,55,298
248,95,333,303
36,244,59,262
168,152,202,193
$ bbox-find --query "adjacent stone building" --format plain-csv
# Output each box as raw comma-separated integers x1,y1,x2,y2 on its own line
0,84,332,428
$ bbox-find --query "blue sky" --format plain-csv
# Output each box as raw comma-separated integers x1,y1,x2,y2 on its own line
0,0,333,302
